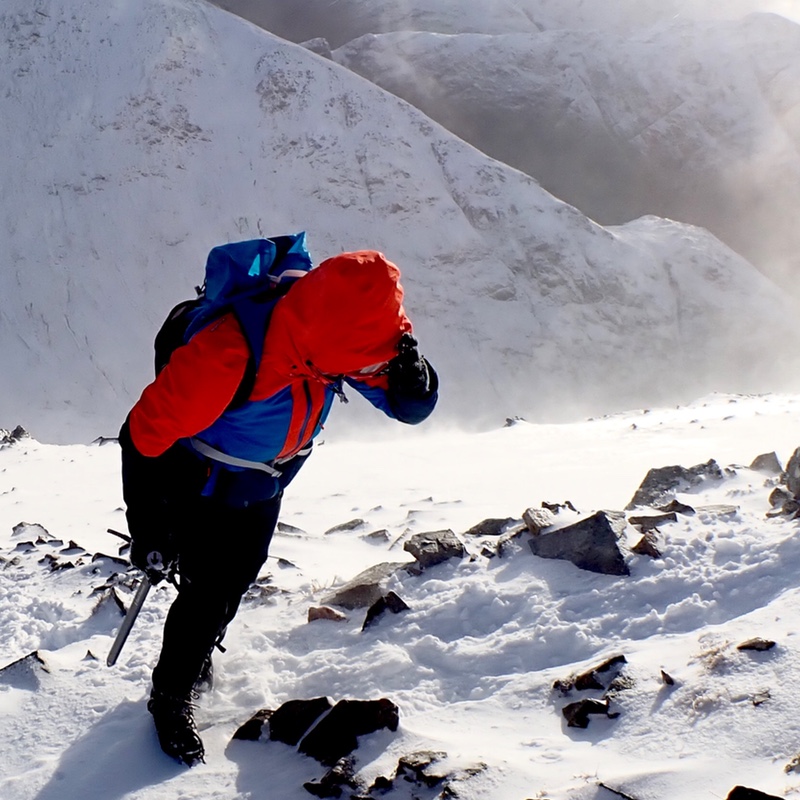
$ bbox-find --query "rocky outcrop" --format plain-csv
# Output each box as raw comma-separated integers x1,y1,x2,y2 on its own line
626,460,723,509
784,447,800,498
234,696,400,766
362,591,409,631
463,517,519,537
0,651,50,690
403,529,466,572
321,562,409,609
749,452,783,475
726,787,781,800
529,511,629,575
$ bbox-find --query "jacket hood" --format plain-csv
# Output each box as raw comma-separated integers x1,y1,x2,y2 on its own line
261,250,412,382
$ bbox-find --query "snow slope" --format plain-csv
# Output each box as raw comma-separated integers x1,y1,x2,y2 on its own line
2,0,798,444
2,393,800,798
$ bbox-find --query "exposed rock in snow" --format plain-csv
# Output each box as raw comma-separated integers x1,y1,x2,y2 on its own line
528,508,630,575
626,459,724,509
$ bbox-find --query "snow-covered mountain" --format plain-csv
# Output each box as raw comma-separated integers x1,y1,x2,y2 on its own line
2,0,799,444
215,0,800,294
331,13,800,294
210,0,800,45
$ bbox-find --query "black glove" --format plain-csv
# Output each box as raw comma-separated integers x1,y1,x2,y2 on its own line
388,333,430,396
129,536,177,585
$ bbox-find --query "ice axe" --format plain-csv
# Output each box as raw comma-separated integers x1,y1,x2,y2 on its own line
105,527,159,667
106,575,151,666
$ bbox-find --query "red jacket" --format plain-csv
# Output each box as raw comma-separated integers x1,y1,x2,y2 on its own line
130,251,413,459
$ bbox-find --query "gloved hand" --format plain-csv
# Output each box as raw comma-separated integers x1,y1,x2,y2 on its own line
388,333,430,396
130,536,177,585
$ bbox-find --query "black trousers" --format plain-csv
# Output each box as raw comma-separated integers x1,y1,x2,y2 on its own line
120,423,283,698
151,491,280,698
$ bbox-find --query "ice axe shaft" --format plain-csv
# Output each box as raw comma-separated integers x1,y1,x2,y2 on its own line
106,577,151,667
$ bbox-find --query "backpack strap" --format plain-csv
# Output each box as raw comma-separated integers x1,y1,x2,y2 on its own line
188,437,284,476
227,293,282,408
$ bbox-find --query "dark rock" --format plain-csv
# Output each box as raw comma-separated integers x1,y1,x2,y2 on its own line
325,519,366,535
403,530,466,571
38,553,76,572
89,571,138,595
362,591,409,631
243,576,280,605
737,638,776,652
91,552,130,569
597,782,640,800
271,697,334,746
494,525,529,557
631,532,661,558
749,452,783,475
542,500,577,513
308,606,348,623
370,775,394,792
396,750,449,787
277,521,306,534
522,508,556,535
321,562,409,609
298,698,400,765
232,708,274,741
628,512,677,531
362,529,390,542
303,756,358,798
0,425,29,445
0,651,49,690
626,459,723,509
661,670,675,686
785,447,800,497
768,487,793,508
574,655,627,692
463,517,518,537
752,689,771,706
529,511,630,576
726,787,781,799
562,698,619,728
12,522,49,538
656,499,696,515
769,498,800,518
91,588,126,618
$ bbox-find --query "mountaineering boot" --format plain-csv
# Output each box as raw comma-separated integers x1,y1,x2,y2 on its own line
147,689,205,766
193,654,214,695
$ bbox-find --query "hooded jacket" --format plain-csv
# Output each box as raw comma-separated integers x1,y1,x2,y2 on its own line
128,251,436,463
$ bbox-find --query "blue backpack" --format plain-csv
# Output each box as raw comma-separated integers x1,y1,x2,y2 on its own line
154,233,313,407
